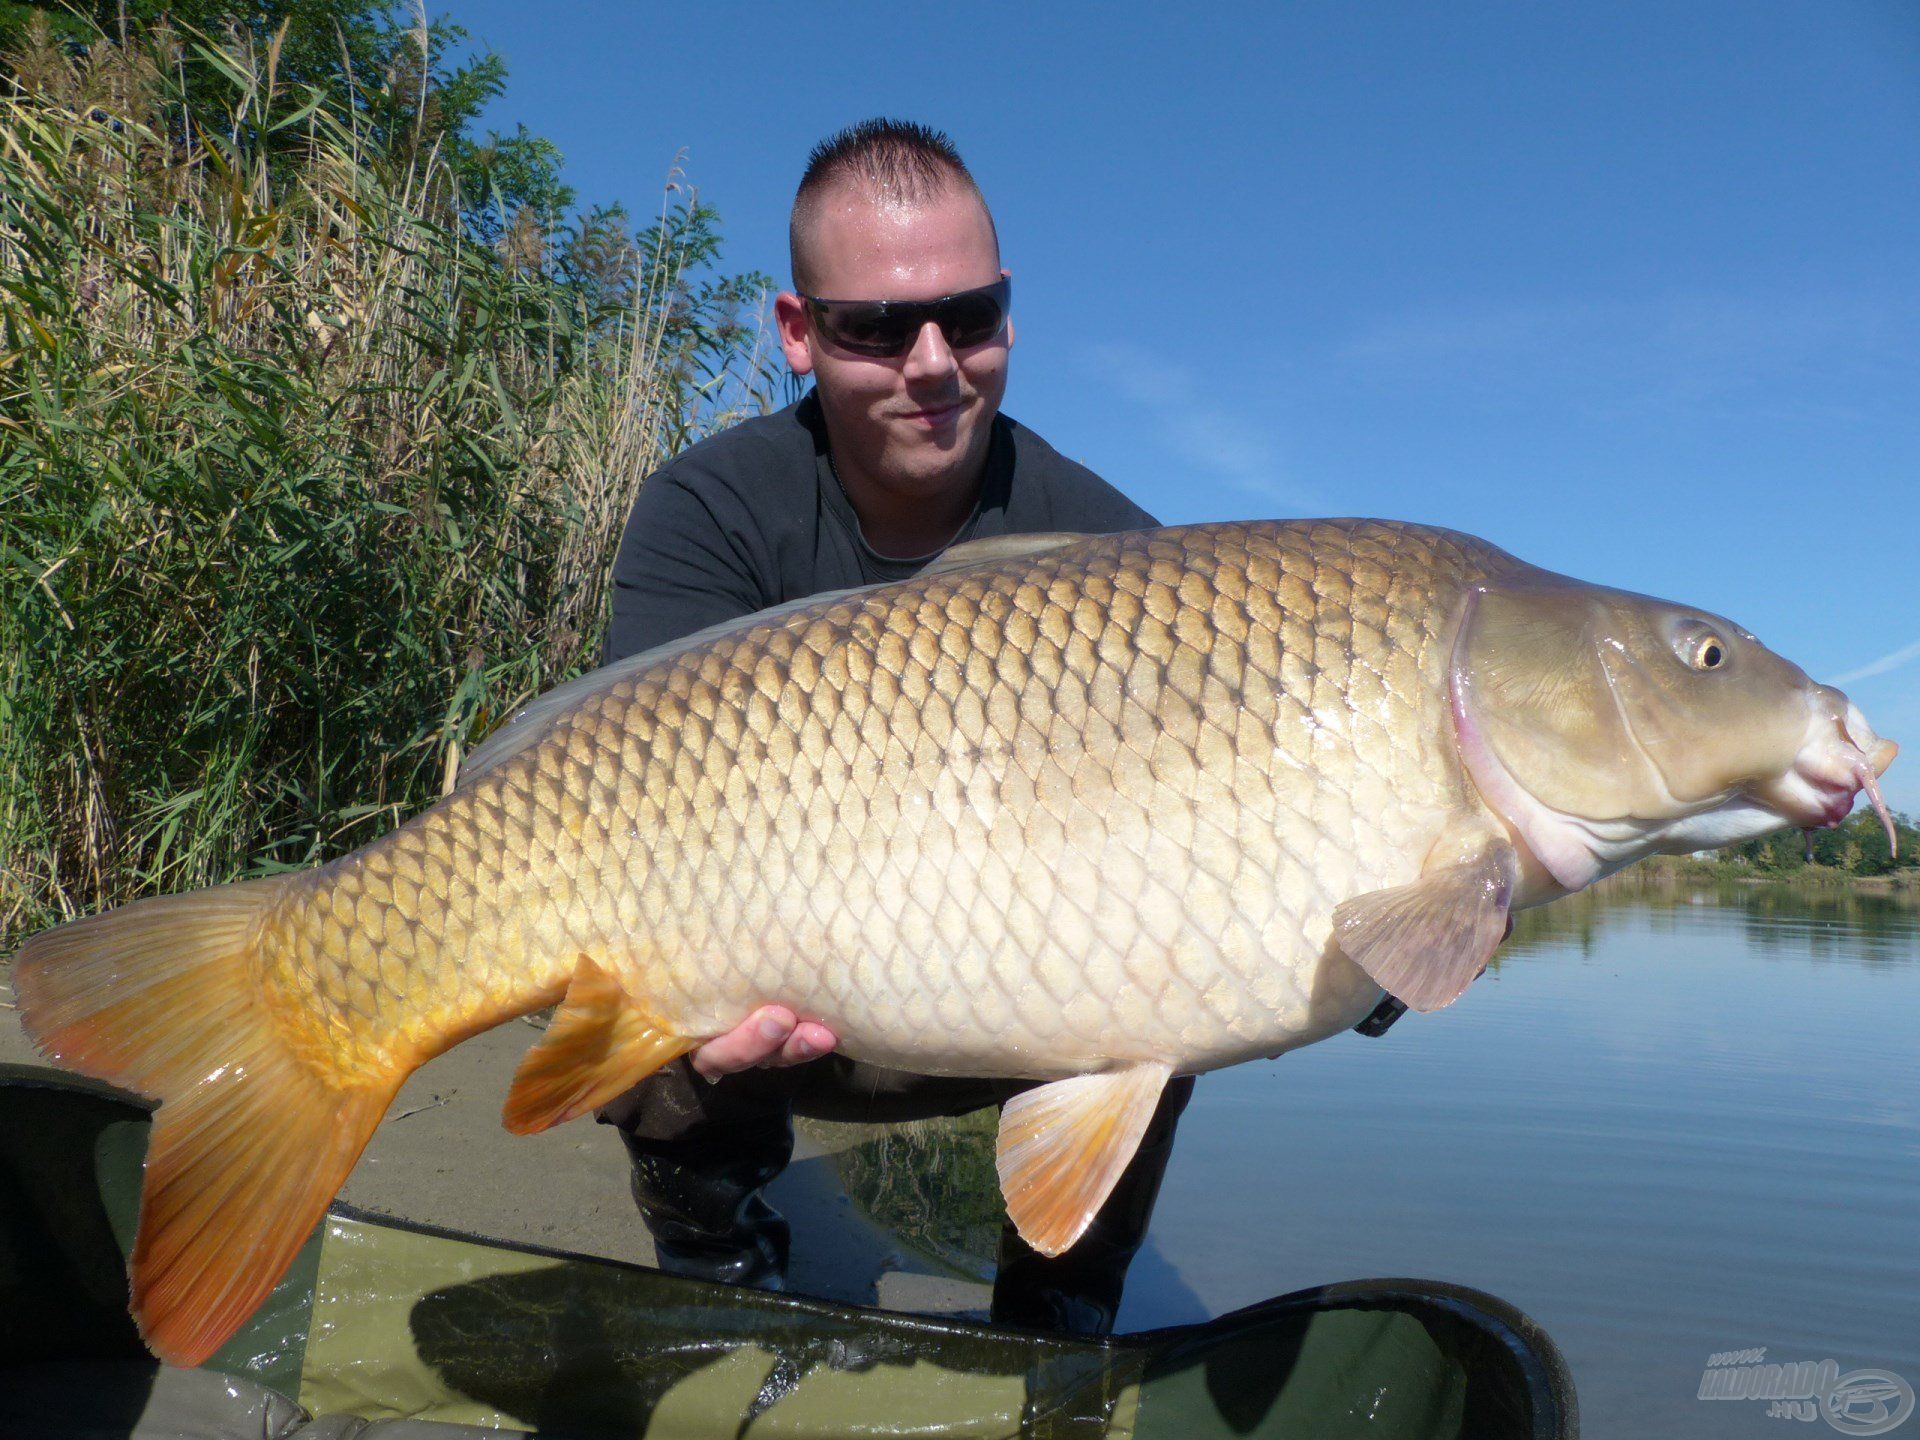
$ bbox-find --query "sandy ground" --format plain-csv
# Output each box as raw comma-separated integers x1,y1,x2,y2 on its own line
0,962,989,1318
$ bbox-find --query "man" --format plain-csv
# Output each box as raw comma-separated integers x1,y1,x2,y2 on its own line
596,118,1193,1336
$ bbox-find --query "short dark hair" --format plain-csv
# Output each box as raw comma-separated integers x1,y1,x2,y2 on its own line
789,118,996,293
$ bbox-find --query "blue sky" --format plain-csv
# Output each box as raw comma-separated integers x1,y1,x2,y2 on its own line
449,1,1920,810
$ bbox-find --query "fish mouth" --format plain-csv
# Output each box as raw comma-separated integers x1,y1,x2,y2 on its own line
1753,700,1899,851
1793,771,1869,830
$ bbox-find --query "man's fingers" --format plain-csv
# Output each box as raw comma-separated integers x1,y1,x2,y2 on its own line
779,1021,838,1065
688,1008,840,1079
690,1005,796,1079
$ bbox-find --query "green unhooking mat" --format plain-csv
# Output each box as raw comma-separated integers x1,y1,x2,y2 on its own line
0,1064,1577,1438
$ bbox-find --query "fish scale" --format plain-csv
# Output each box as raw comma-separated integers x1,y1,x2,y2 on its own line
256,519,1513,1083
22,513,1890,1366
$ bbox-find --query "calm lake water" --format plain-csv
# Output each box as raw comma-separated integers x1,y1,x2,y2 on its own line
852,879,1920,1439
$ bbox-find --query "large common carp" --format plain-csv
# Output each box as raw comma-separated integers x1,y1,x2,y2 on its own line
12,519,1898,1365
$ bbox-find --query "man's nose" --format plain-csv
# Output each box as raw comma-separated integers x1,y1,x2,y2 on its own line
902,320,958,382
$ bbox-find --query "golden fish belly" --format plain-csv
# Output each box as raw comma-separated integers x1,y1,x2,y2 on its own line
274,520,1521,1084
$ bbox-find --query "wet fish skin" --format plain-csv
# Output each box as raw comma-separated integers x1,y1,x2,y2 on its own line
267,520,1506,1085
12,517,1895,1365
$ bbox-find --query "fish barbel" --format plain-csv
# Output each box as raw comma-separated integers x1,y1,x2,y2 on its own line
12,519,1897,1364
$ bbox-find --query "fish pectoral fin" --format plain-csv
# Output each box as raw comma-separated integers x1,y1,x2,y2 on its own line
502,955,693,1135
996,1061,1173,1257
1331,834,1519,1014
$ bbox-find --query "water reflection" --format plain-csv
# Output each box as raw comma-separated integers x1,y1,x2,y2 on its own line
818,1109,1002,1280
1511,871,1919,967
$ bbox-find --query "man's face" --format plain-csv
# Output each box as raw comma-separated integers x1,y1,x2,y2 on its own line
776,185,1011,507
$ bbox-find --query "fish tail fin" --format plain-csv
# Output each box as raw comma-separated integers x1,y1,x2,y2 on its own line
12,877,401,1366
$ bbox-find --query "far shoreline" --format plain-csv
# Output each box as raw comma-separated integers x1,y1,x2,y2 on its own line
1616,857,1919,896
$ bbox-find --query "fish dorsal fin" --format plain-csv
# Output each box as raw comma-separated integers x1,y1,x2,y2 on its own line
503,955,694,1134
1332,827,1519,1013
919,531,1091,578
458,534,1095,790
456,584,878,789
996,1060,1173,1256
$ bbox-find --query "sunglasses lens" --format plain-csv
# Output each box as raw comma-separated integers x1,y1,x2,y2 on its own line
826,306,915,356
938,289,1007,348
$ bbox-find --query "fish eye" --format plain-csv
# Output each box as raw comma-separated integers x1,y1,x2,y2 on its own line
1675,626,1728,672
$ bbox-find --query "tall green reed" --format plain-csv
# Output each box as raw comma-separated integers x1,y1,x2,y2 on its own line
0,19,777,942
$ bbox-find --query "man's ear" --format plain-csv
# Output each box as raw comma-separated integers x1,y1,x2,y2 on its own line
774,291,814,377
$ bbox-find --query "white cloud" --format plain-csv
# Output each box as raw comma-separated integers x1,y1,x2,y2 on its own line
1082,342,1321,510
1337,287,1919,420
1833,637,1920,686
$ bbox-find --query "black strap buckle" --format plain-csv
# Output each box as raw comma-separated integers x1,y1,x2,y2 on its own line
1353,995,1408,1038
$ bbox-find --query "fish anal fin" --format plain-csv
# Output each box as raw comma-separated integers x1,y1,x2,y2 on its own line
502,955,692,1135
996,1061,1172,1257
1332,830,1518,1014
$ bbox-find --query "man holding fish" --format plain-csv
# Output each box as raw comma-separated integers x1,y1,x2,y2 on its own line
595,118,1191,1334
12,128,1897,1372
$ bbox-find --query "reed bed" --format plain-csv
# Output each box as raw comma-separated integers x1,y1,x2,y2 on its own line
0,20,776,943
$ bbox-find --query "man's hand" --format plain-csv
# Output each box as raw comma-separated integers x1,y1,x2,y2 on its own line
690,1006,839,1081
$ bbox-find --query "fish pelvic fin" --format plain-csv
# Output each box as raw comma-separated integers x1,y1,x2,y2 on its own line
502,954,694,1135
1332,825,1519,1014
996,1061,1173,1257
10,877,401,1367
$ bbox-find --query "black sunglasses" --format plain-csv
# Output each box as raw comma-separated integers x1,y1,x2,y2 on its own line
801,277,1011,358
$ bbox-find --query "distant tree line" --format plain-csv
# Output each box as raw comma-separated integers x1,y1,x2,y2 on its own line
1717,808,1917,877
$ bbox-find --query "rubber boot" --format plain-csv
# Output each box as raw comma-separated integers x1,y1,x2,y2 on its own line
618,1115,794,1290
988,1074,1194,1336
